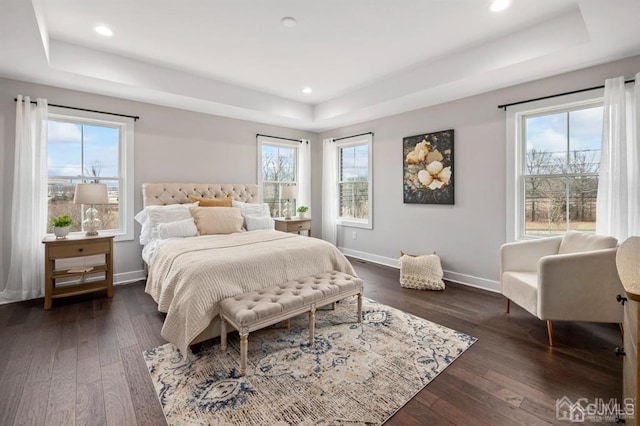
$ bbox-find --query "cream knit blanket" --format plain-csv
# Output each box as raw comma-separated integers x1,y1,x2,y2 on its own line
399,253,445,290
146,230,356,354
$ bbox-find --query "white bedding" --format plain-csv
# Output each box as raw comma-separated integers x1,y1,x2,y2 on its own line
142,238,171,265
145,230,357,354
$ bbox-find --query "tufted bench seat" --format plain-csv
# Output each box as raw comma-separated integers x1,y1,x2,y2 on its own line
220,271,364,375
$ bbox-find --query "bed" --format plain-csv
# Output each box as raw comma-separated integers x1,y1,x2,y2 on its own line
140,183,357,354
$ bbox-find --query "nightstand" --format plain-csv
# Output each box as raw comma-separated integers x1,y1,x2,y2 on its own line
274,217,311,236
42,234,114,310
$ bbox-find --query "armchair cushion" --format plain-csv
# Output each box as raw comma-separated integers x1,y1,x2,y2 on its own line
502,272,537,316
558,230,617,254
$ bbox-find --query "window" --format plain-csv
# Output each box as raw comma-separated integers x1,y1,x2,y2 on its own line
336,133,373,229
258,136,298,217
47,107,134,241
506,91,603,240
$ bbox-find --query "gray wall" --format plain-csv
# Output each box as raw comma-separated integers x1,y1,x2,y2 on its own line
317,55,640,291
0,77,317,286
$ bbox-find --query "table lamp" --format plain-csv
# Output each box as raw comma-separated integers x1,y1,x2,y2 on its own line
74,183,109,236
280,184,298,220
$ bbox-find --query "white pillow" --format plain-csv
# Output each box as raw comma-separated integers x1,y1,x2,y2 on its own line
232,200,271,217
244,215,275,231
135,203,198,245
157,218,198,239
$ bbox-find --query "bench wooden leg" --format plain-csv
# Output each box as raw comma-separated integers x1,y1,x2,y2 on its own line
309,306,316,346
220,317,227,351
240,333,248,376
357,293,363,323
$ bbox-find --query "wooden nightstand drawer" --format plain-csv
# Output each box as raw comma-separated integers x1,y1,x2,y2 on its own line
292,221,311,232
48,240,111,259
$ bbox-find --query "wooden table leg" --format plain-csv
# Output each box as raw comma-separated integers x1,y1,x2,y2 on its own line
309,306,316,346
220,317,227,351
240,333,248,376
44,258,53,310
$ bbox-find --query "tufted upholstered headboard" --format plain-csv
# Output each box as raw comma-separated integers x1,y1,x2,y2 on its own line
142,183,259,207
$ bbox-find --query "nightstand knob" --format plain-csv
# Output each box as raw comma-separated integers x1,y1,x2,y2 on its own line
615,347,626,357
78,248,84,252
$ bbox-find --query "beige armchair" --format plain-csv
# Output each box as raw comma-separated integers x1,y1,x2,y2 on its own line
500,231,623,346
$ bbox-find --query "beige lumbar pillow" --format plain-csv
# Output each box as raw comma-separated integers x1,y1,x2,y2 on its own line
190,206,244,235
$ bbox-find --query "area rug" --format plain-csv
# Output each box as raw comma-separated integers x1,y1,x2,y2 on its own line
143,297,476,425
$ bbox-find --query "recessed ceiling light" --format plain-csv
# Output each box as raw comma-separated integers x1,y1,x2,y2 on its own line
281,17,297,28
302,87,312,94
94,25,113,37
490,0,512,12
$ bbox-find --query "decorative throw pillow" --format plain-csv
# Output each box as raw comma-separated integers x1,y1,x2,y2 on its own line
232,200,271,217
399,252,445,290
190,206,244,235
244,215,275,231
188,195,233,207
135,202,198,245
157,218,198,239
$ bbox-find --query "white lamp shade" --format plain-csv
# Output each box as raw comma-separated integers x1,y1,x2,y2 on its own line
74,183,109,205
280,185,298,200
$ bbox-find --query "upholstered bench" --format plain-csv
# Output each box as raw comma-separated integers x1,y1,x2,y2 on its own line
220,271,364,376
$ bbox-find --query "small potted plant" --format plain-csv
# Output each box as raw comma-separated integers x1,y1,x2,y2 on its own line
51,215,74,239
297,205,309,219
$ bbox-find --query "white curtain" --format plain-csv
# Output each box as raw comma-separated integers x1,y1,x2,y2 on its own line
0,96,48,302
322,138,338,245
297,139,311,213
596,73,640,241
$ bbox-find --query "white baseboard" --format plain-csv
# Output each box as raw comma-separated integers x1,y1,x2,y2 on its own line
339,247,500,294
340,248,401,269
114,270,146,286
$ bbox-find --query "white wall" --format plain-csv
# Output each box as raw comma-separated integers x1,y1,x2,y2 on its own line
317,55,640,291
0,77,317,286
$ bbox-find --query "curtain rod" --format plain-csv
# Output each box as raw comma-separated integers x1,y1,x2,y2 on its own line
497,79,636,110
333,131,374,142
14,98,140,121
256,133,305,143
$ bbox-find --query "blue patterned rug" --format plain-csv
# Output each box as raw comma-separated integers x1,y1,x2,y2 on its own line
143,297,476,425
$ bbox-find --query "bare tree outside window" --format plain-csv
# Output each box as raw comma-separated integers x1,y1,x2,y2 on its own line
339,144,369,220
261,143,297,217
523,106,602,236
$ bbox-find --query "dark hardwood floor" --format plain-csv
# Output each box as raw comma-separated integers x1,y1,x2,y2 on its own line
0,259,622,425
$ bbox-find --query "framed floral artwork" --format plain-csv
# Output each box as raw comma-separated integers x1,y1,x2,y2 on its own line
403,129,454,204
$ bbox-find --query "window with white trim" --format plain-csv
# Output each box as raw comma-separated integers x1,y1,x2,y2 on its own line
506,91,603,240
336,134,373,229
46,107,134,241
257,136,298,217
